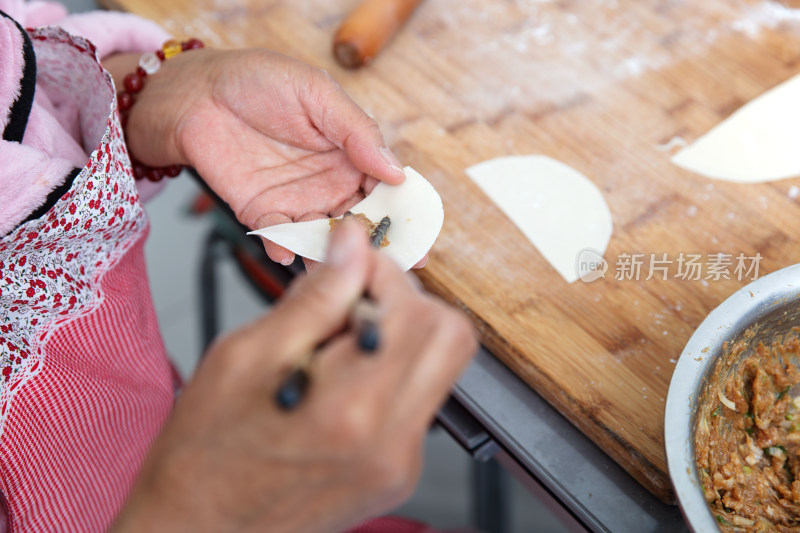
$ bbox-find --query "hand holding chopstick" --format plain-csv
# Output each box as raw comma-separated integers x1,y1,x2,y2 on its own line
275,218,390,410
120,218,476,532
275,299,382,410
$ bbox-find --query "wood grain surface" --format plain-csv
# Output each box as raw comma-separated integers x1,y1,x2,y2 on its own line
98,0,800,503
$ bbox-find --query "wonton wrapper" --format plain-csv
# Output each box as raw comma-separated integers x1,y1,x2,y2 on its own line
248,166,443,271
466,155,613,283
671,73,800,182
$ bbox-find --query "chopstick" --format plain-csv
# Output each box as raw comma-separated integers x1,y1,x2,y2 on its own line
274,218,390,411
275,299,381,410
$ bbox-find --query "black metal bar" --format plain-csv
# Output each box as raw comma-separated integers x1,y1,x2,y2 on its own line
199,227,228,352
473,458,510,533
436,396,492,454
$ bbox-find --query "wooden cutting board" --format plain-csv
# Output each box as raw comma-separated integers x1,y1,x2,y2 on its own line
98,0,800,503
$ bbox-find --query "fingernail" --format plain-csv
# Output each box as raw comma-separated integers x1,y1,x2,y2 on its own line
380,147,404,177
280,255,295,266
327,222,360,268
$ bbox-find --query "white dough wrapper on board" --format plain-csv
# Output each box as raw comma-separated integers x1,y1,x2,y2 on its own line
671,73,800,182
248,166,444,272
466,155,613,283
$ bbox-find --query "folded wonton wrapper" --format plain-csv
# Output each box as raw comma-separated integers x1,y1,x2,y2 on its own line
248,166,444,271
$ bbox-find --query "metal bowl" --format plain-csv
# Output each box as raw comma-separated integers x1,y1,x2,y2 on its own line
665,263,800,532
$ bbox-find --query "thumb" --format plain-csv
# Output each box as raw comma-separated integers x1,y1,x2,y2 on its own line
301,74,405,185
264,221,372,360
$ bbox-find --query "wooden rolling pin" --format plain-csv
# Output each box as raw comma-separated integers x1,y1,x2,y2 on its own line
333,0,424,69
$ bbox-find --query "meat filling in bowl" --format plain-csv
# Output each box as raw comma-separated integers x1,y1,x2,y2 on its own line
695,332,800,531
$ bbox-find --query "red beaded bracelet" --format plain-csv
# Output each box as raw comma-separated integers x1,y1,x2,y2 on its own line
117,38,204,182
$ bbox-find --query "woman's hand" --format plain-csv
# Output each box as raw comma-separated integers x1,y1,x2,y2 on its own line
123,48,410,266
111,221,477,533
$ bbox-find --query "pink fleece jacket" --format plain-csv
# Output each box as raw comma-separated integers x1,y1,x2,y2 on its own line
0,0,171,237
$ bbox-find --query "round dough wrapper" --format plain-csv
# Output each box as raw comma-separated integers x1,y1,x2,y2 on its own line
466,155,613,283
671,73,800,182
248,166,444,271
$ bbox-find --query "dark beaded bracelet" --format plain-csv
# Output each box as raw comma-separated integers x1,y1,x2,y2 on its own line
117,38,204,182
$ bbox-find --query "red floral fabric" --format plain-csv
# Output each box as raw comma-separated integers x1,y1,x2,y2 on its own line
0,26,174,532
